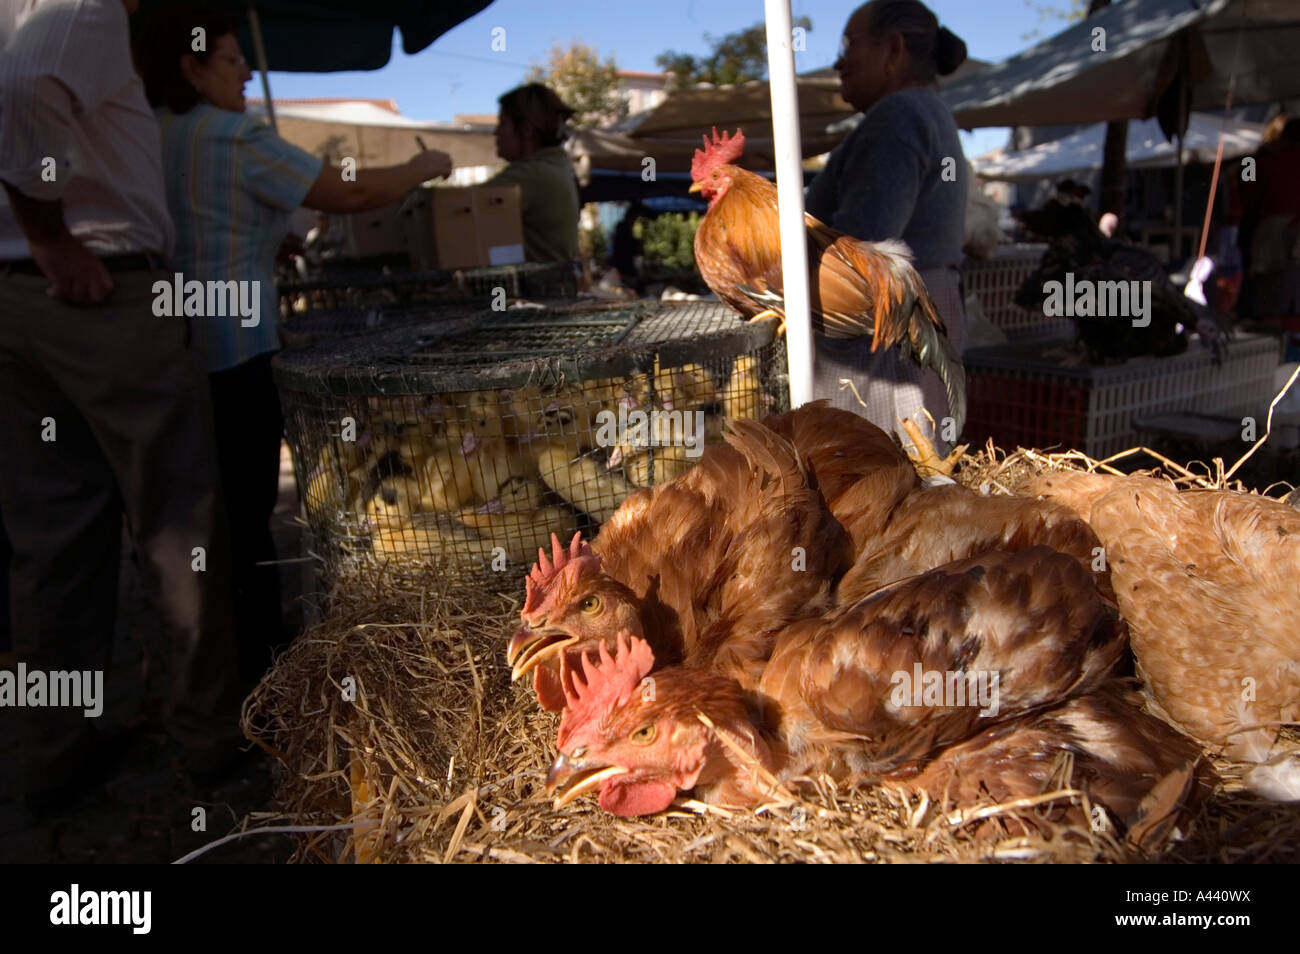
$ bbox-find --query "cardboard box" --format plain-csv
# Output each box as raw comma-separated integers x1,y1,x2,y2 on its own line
403,185,525,270
342,200,409,258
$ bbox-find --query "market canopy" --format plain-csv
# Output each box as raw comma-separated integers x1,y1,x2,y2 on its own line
942,0,1300,130
614,59,987,169
612,77,856,166
971,111,1264,182
138,0,493,72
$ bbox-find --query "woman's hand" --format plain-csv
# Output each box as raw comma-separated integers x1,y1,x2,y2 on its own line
305,150,455,214
408,150,453,183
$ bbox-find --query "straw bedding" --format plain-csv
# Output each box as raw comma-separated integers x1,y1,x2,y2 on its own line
242,442,1300,864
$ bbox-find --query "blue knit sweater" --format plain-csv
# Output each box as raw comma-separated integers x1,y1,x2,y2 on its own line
805,87,967,270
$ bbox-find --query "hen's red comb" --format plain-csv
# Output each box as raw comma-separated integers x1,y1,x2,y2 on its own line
558,632,655,742
522,531,597,616
690,127,746,182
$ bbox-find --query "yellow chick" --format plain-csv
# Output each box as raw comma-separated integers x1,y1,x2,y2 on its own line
536,442,637,523
722,354,765,421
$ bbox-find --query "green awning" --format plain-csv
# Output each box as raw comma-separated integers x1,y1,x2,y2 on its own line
138,0,494,72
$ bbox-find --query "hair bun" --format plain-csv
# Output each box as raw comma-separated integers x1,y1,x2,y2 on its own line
934,26,967,76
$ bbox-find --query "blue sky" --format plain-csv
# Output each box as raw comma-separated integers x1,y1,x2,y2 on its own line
262,0,1082,158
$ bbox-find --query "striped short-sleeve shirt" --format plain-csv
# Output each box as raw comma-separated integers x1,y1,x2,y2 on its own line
157,104,322,372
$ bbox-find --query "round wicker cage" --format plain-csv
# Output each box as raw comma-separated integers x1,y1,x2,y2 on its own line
273,299,787,585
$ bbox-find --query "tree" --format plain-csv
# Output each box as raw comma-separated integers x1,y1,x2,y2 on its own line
656,17,812,89
525,42,628,128
1020,0,1090,41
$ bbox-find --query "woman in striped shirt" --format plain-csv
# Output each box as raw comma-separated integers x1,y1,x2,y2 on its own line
137,8,453,683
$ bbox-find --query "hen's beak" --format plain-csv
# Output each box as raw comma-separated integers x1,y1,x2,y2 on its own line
545,753,627,807
508,624,578,681
688,182,702,193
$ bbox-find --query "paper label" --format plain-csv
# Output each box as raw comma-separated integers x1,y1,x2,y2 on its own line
488,244,525,266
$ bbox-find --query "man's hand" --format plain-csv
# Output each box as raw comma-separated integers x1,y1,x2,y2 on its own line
29,233,114,305
407,149,453,183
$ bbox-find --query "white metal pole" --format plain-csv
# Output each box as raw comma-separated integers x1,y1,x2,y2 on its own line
763,0,813,408
247,5,277,131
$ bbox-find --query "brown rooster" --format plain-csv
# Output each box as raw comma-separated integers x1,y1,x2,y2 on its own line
689,127,966,429
1029,471,1300,800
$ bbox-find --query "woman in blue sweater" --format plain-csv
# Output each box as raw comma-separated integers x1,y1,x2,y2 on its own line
806,0,968,452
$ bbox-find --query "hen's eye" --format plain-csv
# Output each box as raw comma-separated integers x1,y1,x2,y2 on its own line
630,724,657,745
579,594,602,616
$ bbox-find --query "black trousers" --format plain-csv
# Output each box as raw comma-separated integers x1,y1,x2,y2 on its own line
208,352,287,684
0,268,241,793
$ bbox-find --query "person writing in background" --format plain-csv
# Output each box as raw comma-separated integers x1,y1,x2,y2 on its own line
136,7,453,685
805,0,969,452
487,83,580,265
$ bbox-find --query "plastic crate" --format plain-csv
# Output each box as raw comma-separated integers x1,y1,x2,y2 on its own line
963,333,1281,458
962,243,1073,339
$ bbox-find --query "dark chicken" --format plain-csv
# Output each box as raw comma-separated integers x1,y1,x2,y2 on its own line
1014,197,1222,364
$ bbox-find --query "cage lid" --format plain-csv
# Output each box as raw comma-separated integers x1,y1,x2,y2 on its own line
273,299,776,395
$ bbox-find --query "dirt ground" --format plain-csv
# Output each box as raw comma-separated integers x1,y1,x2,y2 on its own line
0,444,309,864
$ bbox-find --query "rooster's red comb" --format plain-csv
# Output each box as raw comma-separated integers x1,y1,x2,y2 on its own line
558,632,656,742
522,531,598,617
690,127,746,182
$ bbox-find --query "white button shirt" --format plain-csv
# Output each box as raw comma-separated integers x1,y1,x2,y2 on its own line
0,0,174,260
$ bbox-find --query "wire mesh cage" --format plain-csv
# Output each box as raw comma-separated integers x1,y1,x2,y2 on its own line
278,261,580,316
273,300,788,585
279,301,477,351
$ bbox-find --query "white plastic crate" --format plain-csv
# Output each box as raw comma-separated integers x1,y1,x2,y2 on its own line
965,333,1282,458
963,243,1073,339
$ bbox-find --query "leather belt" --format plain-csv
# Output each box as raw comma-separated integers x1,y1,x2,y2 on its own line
0,252,167,275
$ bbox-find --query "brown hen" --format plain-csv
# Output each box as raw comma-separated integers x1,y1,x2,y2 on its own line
1029,471,1300,799
507,417,850,709
543,545,1209,849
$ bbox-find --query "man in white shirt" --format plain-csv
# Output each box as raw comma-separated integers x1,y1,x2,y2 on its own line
0,0,242,811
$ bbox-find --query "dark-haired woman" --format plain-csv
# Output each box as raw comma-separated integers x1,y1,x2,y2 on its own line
806,0,970,453
136,8,453,683
487,83,580,263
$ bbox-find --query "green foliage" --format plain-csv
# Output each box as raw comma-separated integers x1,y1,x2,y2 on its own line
1021,0,1092,41
582,222,609,263
524,42,629,128
637,213,701,271
656,17,812,88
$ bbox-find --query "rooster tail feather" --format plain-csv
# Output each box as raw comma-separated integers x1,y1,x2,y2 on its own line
722,417,809,495
905,315,967,435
